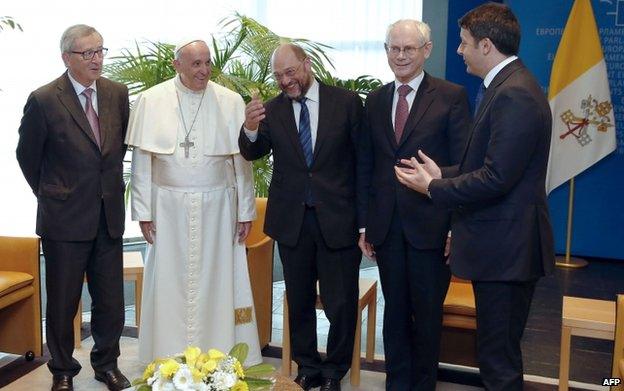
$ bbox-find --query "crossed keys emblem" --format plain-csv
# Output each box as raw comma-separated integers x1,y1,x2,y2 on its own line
559,94,614,146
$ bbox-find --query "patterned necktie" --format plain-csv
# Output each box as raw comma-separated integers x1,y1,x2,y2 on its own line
394,84,412,143
474,82,486,118
298,97,313,167
81,88,101,148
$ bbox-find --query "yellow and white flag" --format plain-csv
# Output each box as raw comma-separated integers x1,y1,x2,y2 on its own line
546,0,616,194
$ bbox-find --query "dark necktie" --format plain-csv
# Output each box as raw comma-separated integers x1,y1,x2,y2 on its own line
474,82,486,118
298,97,313,167
81,88,101,148
394,84,412,143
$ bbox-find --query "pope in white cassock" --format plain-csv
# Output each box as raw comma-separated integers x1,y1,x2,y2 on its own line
125,38,262,365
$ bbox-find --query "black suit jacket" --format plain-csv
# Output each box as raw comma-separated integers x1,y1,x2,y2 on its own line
429,59,555,281
238,82,363,249
17,72,130,241
357,73,471,248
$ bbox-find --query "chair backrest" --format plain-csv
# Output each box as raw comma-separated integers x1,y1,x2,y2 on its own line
0,236,40,276
246,197,267,246
613,294,624,390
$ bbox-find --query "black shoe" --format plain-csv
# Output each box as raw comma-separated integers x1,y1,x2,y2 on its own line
294,373,322,390
51,375,73,391
320,377,341,391
94,368,131,391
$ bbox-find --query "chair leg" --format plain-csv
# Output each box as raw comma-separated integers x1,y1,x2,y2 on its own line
282,296,292,376
350,310,362,386
366,285,377,363
135,275,143,331
558,325,571,391
73,301,82,348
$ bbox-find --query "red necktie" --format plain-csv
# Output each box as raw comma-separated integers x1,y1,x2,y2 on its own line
394,84,412,143
81,88,101,148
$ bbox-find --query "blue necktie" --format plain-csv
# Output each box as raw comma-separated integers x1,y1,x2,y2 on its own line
474,82,486,118
298,97,313,167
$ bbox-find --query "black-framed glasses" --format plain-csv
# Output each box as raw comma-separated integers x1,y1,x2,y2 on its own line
272,61,304,81
71,47,108,60
384,41,429,57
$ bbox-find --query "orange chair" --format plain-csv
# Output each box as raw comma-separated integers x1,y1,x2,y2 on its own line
245,197,274,348
0,236,42,358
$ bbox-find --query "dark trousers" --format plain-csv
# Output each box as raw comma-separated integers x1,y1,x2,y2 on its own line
375,211,450,391
472,280,537,391
42,204,125,377
278,207,361,380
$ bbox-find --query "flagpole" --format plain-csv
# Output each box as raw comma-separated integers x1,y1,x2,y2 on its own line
556,177,588,268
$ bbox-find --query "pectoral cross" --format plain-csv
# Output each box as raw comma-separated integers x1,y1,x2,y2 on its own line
179,136,195,158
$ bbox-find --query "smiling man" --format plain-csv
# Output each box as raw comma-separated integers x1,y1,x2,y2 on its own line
124,39,261,366
16,24,130,391
239,43,363,391
356,19,470,390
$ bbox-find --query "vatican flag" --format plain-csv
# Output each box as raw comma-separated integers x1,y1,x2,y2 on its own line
546,0,616,194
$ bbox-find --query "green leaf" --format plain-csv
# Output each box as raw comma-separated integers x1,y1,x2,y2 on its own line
244,363,275,377
131,378,147,386
228,342,249,364
136,385,152,391
245,377,274,389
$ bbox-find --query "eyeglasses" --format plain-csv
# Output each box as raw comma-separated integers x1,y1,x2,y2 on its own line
384,42,429,57
272,61,303,81
71,47,108,60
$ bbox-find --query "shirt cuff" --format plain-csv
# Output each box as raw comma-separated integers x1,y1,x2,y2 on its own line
244,127,258,142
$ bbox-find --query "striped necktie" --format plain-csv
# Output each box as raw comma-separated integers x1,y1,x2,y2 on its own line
298,97,313,167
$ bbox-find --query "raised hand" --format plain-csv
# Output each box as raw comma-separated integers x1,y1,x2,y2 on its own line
244,93,265,131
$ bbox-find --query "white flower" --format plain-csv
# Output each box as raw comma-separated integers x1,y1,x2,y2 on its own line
193,382,208,391
150,377,175,391
211,369,237,389
172,365,195,390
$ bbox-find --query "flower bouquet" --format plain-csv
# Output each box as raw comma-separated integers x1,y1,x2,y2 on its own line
133,343,274,390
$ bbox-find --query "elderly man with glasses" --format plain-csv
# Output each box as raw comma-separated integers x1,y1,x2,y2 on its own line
357,19,471,390
17,24,130,391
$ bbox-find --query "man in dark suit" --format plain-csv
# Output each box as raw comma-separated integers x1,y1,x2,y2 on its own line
395,4,555,390
239,43,362,391
16,25,130,391
357,19,471,390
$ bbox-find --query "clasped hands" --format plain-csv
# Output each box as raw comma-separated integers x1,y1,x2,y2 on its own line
394,149,442,194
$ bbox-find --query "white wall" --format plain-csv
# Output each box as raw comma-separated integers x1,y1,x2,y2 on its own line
0,0,422,237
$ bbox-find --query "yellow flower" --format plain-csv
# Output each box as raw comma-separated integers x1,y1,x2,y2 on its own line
201,359,217,375
196,353,210,368
191,367,203,382
232,380,249,391
234,360,244,378
183,346,201,368
142,361,157,381
207,349,225,360
159,359,180,378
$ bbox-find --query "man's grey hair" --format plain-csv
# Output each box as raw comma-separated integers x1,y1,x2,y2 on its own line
60,24,101,53
385,19,431,46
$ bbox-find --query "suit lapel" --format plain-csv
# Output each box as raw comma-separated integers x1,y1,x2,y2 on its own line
381,83,397,149
313,82,335,163
398,73,435,146
96,79,111,153
56,73,100,149
276,93,308,167
459,59,524,166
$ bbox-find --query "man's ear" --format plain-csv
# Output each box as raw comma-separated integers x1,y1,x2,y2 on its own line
61,52,70,67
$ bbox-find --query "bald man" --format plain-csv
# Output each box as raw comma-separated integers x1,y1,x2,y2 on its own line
239,44,363,391
126,39,261,365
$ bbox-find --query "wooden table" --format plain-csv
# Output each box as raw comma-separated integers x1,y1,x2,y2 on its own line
559,296,615,390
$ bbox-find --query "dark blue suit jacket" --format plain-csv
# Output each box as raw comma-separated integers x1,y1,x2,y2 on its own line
429,59,555,281
357,73,471,249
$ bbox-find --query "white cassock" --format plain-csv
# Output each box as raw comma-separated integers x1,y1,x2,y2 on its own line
126,75,261,365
